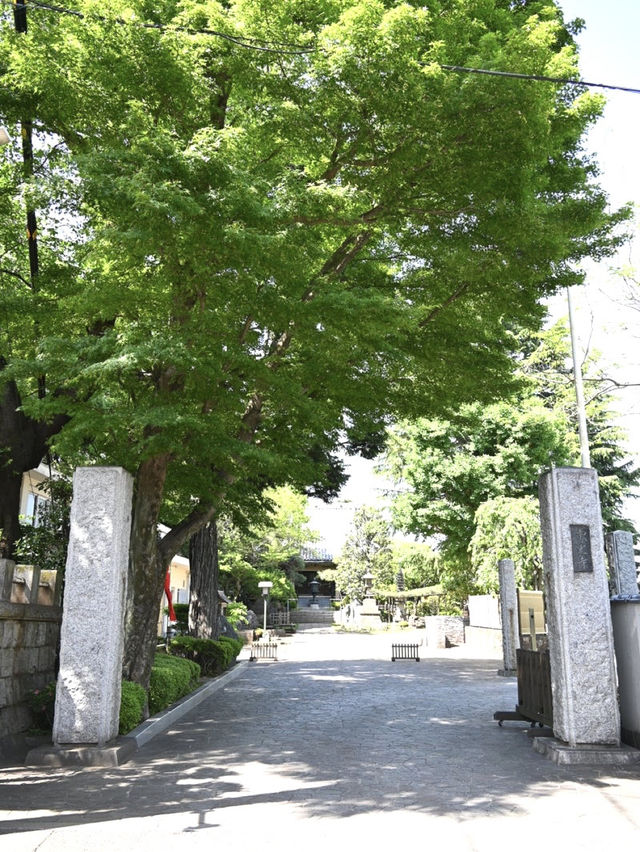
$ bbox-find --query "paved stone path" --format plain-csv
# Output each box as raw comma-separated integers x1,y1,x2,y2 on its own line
1,631,640,850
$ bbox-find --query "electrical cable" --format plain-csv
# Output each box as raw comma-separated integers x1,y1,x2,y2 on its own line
5,0,317,54
440,64,640,95
3,0,640,93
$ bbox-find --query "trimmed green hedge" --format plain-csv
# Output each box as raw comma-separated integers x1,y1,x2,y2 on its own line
26,651,208,735
169,635,243,677
148,653,201,715
119,681,147,734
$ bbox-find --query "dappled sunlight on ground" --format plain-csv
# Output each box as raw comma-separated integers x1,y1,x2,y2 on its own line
1,632,639,850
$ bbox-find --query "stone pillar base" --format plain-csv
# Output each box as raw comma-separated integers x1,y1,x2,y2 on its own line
26,740,138,768
533,738,640,766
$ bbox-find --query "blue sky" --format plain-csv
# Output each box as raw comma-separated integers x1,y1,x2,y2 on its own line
555,0,640,526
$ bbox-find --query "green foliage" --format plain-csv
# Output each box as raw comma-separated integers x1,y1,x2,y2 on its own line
470,496,544,593
217,636,244,659
257,487,320,569
218,487,318,604
385,395,571,566
0,0,628,681
168,635,242,677
391,541,440,590
148,653,201,715
334,506,394,600
25,673,174,734
224,601,248,629
25,682,56,731
256,569,297,605
169,602,189,634
119,681,146,735
384,322,639,592
14,475,73,576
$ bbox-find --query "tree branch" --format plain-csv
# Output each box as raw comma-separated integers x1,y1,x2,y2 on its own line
419,281,472,327
0,268,32,289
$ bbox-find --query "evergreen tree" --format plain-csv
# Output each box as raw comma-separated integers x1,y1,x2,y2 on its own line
333,506,394,600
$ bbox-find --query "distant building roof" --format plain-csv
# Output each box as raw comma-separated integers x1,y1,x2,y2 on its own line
301,546,334,563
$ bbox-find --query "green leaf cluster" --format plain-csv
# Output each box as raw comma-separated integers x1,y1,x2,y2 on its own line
384,320,639,592
0,1,630,674
217,485,318,603
333,506,394,600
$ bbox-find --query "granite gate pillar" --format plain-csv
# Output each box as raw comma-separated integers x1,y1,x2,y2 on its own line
53,467,133,746
538,467,619,747
498,558,519,676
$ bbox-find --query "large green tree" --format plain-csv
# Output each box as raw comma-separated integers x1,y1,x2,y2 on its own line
469,495,544,592
332,506,394,600
0,0,626,686
383,321,639,592
216,486,317,604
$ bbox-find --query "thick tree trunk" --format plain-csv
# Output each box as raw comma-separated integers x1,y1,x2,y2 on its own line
122,453,171,690
188,520,220,639
0,374,68,557
0,472,23,559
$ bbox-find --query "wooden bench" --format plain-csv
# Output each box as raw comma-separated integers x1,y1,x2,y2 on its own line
250,642,278,662
391,642,420,662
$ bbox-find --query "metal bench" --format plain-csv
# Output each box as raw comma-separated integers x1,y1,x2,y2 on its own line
250,642,278,662
391,642,420,662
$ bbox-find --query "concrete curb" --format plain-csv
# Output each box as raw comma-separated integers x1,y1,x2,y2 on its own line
124,660,249,748
25,661,249,767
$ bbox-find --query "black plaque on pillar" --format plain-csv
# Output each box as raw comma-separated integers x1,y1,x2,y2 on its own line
570,524,594,573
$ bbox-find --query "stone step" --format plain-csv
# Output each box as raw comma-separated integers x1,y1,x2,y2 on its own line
292,609,337,624
297,595,332,609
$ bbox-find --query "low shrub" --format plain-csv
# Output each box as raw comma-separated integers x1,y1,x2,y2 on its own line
25,682,56,731
24,664,194,734
217,635,243,661
149,653,200,715
119,681,146,734
169,635,242,677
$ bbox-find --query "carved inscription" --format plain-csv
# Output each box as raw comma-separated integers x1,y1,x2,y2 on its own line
570,524,594,574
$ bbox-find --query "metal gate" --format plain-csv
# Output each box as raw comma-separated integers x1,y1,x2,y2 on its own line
516,648,553,728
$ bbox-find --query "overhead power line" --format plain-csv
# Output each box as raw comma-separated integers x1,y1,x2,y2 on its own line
5,0,317,54
440,64,640,95
3,0,640,93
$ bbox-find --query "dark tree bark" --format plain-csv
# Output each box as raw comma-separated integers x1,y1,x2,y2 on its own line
0,373,68,557
188,520,220,639
122,453,171,689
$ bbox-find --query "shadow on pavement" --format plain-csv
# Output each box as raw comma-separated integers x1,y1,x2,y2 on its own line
1,649,638,838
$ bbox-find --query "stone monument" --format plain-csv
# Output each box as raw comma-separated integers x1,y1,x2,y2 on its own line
498,558,519,676
358,571,382,630
52,467,133,747
606,530,639,596
535,467,638,764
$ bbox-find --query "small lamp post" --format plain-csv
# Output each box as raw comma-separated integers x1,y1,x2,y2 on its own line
362,571,374,598
258,580,273,637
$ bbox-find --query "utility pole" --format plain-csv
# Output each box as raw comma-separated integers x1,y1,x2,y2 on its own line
13,0,40,287
566,286,591,468
13,0,44,398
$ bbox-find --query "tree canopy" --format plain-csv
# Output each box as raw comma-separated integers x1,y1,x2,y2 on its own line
0,0,628,685
331,506,394,600
217,486,317,604
383,321,639,594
